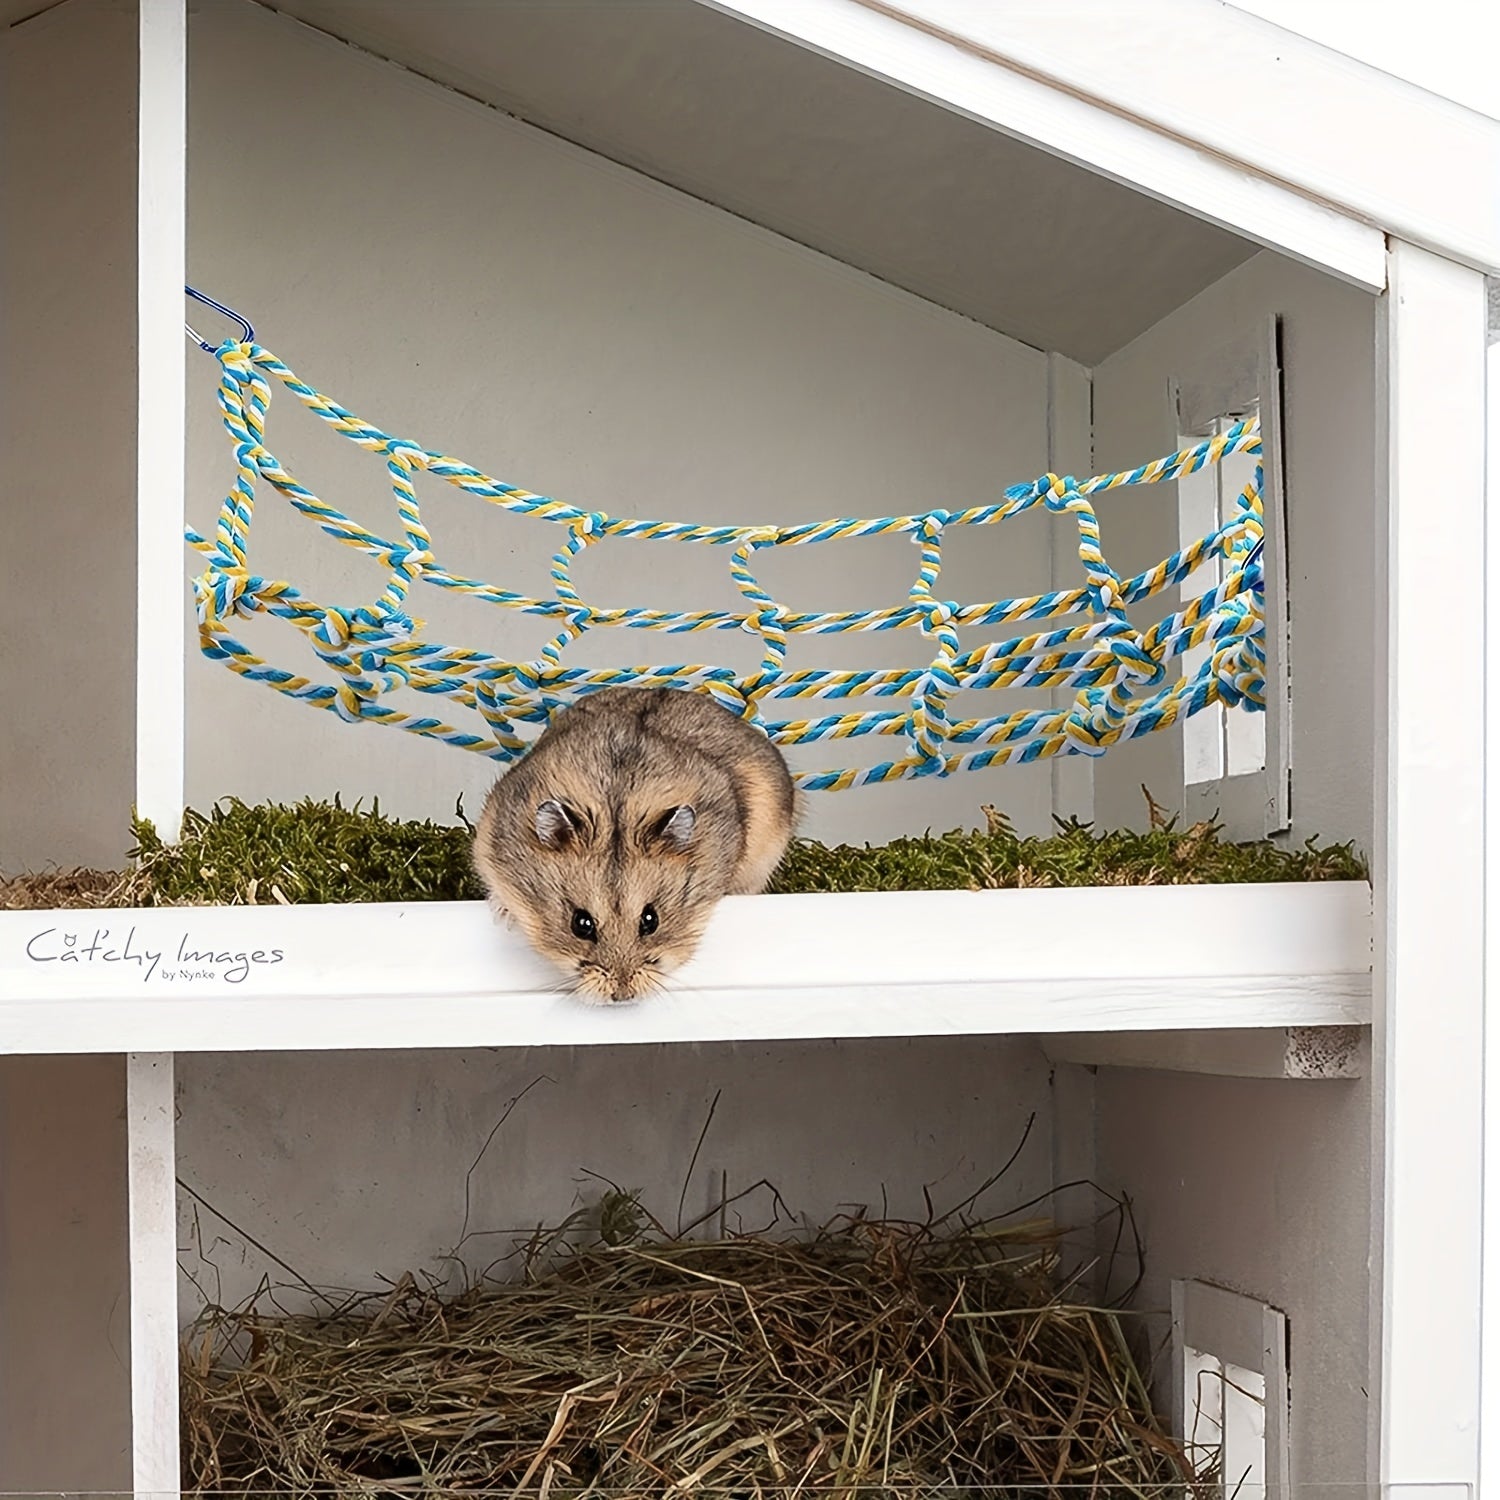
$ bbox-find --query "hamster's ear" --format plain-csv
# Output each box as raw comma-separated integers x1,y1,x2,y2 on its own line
652,805,697,850
535,799,580,849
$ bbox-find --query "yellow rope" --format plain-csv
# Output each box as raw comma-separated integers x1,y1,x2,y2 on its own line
188,340,1266,790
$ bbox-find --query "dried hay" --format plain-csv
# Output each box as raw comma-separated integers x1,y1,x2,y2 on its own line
182,1193,1203,1497
0,866,139,910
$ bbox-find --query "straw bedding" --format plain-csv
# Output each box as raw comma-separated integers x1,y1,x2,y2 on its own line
182,1199,1202,1497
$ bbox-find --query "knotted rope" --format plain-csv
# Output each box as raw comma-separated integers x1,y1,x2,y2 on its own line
187,339,1265,791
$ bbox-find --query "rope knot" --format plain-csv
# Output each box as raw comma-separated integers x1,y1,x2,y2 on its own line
924,600,957,634
1062,709,1110,758
747,604,786,632
195,566,258,624
1106,635,1162,685
914,663,959,698
384,438,428,469
1092,574,1127,613
1213,640,1263,708
332,682,365,723
314,608,351,650
350,608,414,647
392,547,435,577
1043,475,1080,513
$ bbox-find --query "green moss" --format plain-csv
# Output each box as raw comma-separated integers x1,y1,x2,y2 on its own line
770,806,1368,893
129,798,485,906
108,796,1366,908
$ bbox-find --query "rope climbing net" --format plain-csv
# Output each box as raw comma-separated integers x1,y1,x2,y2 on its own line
187,338,1268,792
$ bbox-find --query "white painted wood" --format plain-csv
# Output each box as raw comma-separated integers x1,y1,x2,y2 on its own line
127,1051,179,1499
1232,0,1499,120
1260,1297,1290,1498
1182,1346,1269,1492
1175,325,1289,840
1180,1344,1225,1467
0,974,1373,1057
1043,1025,1365,1080
1173,1278,1289,1496
136,0,186,843
0,884,1370,1054
1376,243,1488,1488
1221,1359,1269,1498
1478,325,1500,1496
868,0,1500,275
1255,317,1292,833
695,0,1387,290
1092,254,1376,853
0,882,1372,993
1046,352,1094,824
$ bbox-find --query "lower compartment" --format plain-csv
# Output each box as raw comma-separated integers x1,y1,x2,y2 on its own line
0,1037,1372,1488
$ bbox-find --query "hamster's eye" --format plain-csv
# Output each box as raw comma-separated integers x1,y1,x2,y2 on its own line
571,909,597,941
639,904,659,937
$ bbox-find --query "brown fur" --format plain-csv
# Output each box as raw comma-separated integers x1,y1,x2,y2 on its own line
473,687,799,1003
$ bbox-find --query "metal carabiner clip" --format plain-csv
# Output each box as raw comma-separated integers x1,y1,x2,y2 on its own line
184,285,255,352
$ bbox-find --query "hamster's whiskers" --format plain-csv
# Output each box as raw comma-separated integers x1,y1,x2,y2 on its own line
634,967,668,998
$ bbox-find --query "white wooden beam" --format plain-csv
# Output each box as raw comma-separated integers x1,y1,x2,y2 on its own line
1478,317,1500,1495
1376,242,1488,1486
0,883,1371,1054
1043,1025,1365,1080
860,0,1500,276
695,0,1387,290
127,1051,179,1498
135,0,187,842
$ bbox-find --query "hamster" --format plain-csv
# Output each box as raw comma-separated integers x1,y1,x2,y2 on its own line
473,686,799,1004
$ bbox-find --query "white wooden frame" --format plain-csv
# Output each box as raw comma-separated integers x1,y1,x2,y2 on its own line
1175,315,1291,840
1172,1278,1290,1499
82,0,1498,1489
1481,302,1500,1500
836,0,1500,277
131,8,188,1493
136,0,186,843
1375,242,1489,1489
0,883,1372,1055
697,0,1389,290
127,1051,179,1495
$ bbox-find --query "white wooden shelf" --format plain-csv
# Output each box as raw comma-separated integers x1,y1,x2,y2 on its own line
0,883,1371,1054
